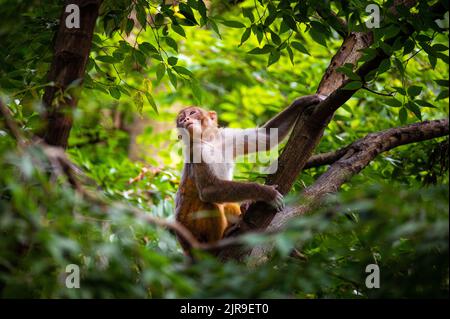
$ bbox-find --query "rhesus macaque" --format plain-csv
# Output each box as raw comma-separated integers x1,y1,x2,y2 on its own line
175,95,323,251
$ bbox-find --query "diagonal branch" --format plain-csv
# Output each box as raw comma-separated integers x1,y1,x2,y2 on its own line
304,147,350,169
248,118,449,260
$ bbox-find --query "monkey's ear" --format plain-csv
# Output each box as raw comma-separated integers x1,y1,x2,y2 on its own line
208,111,217,123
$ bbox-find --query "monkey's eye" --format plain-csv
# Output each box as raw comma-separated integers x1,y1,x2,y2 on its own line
189,111,196,115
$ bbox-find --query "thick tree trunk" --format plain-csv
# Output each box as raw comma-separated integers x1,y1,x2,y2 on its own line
41,0,102,148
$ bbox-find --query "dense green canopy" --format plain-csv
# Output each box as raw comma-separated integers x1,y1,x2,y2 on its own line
0,0,448,298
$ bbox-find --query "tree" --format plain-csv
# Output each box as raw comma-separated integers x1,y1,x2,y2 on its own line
216,0,450,261
41,0,102,148
0,0,448,298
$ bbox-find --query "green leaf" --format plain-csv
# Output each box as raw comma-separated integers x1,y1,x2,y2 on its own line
109,87,121,100
252,25,264,44
136,5,147,30
283,15,297,31
380,42,393,55
399,107,407,124
384,98,403,107
416,100,436,108
309,27,327,47
377,59,391,74
172,24,186,38
179,2,198,25
270,31,281,45
416,34,431,42
434,79,449,87
432,44,449,52
391,37,404,52
436,89,449,100
429,55,437,69
155,13,165,26
126,18,134,35
197,0,208,21
336,66,361,81
403,39,415,55
168,57,178,66
287,46,294,66
208,19,221,38
394,57,404,76
406,100,422,120
167,69,177,88
165,37,178,52
133,91,144,114
342,81,362,90
268,50,281,67
95,55,117,63
239,28,251,46
407,85,422,97
220,20,246,28
156,63,166,83
145,92,158,114
242,8,254,23
264,12,277,27
247,45,274,55
191,81,202,104
360,48,377,62
290,41,310,55
383,24,400,40
139,42,159,54
393,86,406,95
173,66,194,77
134,50,147,66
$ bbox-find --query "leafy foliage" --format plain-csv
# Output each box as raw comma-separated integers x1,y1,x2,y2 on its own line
0,0,448,298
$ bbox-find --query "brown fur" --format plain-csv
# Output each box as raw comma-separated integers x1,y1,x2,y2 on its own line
175,163,241,251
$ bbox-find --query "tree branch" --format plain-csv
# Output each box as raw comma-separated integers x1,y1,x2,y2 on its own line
249,118,449,260
0,100,27,148
304,147,350,169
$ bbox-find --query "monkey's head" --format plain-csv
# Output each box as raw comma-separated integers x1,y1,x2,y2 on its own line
176,106,218,140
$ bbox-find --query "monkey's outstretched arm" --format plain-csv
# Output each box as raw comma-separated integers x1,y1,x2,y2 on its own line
193,163,284,210
262,94,323,141
226,94,324,157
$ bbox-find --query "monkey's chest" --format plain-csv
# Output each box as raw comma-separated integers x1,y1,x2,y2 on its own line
209,163,234,180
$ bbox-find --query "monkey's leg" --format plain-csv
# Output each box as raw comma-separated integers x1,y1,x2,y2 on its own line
223,202,241,226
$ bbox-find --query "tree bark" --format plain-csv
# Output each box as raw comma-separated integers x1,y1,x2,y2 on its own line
41,0,102,148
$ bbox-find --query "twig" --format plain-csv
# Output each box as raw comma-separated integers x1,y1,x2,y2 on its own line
362,86,395,97
0,100,27,148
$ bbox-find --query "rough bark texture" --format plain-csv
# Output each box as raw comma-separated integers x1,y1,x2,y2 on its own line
42,0,102,148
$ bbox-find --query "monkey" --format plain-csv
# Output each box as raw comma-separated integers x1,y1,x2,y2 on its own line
174,94,323,252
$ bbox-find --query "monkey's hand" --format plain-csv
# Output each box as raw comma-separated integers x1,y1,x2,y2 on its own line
265,185,285,211
293,94,325,109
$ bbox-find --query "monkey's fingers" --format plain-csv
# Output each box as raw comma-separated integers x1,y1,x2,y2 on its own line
267,192,285,211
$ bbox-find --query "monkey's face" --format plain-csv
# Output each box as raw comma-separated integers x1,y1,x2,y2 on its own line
176,107,217,139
